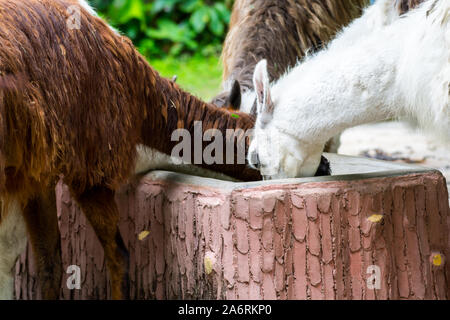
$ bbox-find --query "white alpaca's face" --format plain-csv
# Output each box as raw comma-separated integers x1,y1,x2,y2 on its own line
248,60,323,179
248,123,282,179
248,124,322,179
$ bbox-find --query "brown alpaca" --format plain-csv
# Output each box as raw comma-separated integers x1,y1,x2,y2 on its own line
211,0,370,113
0,0,260,300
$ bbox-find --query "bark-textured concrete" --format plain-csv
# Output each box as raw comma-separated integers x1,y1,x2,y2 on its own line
14,159,450,299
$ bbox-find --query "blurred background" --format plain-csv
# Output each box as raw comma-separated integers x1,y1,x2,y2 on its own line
89,0,232,100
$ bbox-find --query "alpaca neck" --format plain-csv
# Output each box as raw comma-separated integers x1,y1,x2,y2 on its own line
272,19,407,146
140,63,261,181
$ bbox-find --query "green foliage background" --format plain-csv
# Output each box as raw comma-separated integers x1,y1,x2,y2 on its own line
90,0,233,58
87,0,231,99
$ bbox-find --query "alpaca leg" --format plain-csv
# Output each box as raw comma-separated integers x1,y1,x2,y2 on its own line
74,186,129,300
22,188,62,300
0,198,28,300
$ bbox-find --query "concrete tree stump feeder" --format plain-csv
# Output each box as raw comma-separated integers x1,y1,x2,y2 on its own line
14,154,450,299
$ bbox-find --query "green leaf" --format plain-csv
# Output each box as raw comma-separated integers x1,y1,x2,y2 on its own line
190,7,209,33
151,0,179,14
118,0,145,24
139,38,156,51
146,19,195,45
180,0,202,13
213,3,231,23
208,8,224,36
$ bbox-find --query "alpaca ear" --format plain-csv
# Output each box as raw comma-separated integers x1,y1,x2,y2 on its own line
228,80,242,110
253,59,273,115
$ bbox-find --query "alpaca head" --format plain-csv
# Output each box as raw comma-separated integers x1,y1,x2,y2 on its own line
211,79,259,115
210,80,242,110
248,60,325,179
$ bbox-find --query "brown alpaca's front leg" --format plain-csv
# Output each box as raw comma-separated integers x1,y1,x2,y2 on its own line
74,186,129,300
22,188,62,300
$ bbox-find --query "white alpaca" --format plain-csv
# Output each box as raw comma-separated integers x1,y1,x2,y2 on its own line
231,0,397,154
248,0,449,179
235,0,400,115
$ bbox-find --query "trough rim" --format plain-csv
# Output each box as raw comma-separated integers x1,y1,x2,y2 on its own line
139,153,438,192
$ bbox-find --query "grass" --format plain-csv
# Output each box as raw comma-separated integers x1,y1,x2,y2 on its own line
149,54,223,101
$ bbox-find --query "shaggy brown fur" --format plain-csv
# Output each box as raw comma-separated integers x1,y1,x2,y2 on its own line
0,0,261,299
211,0,369,111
